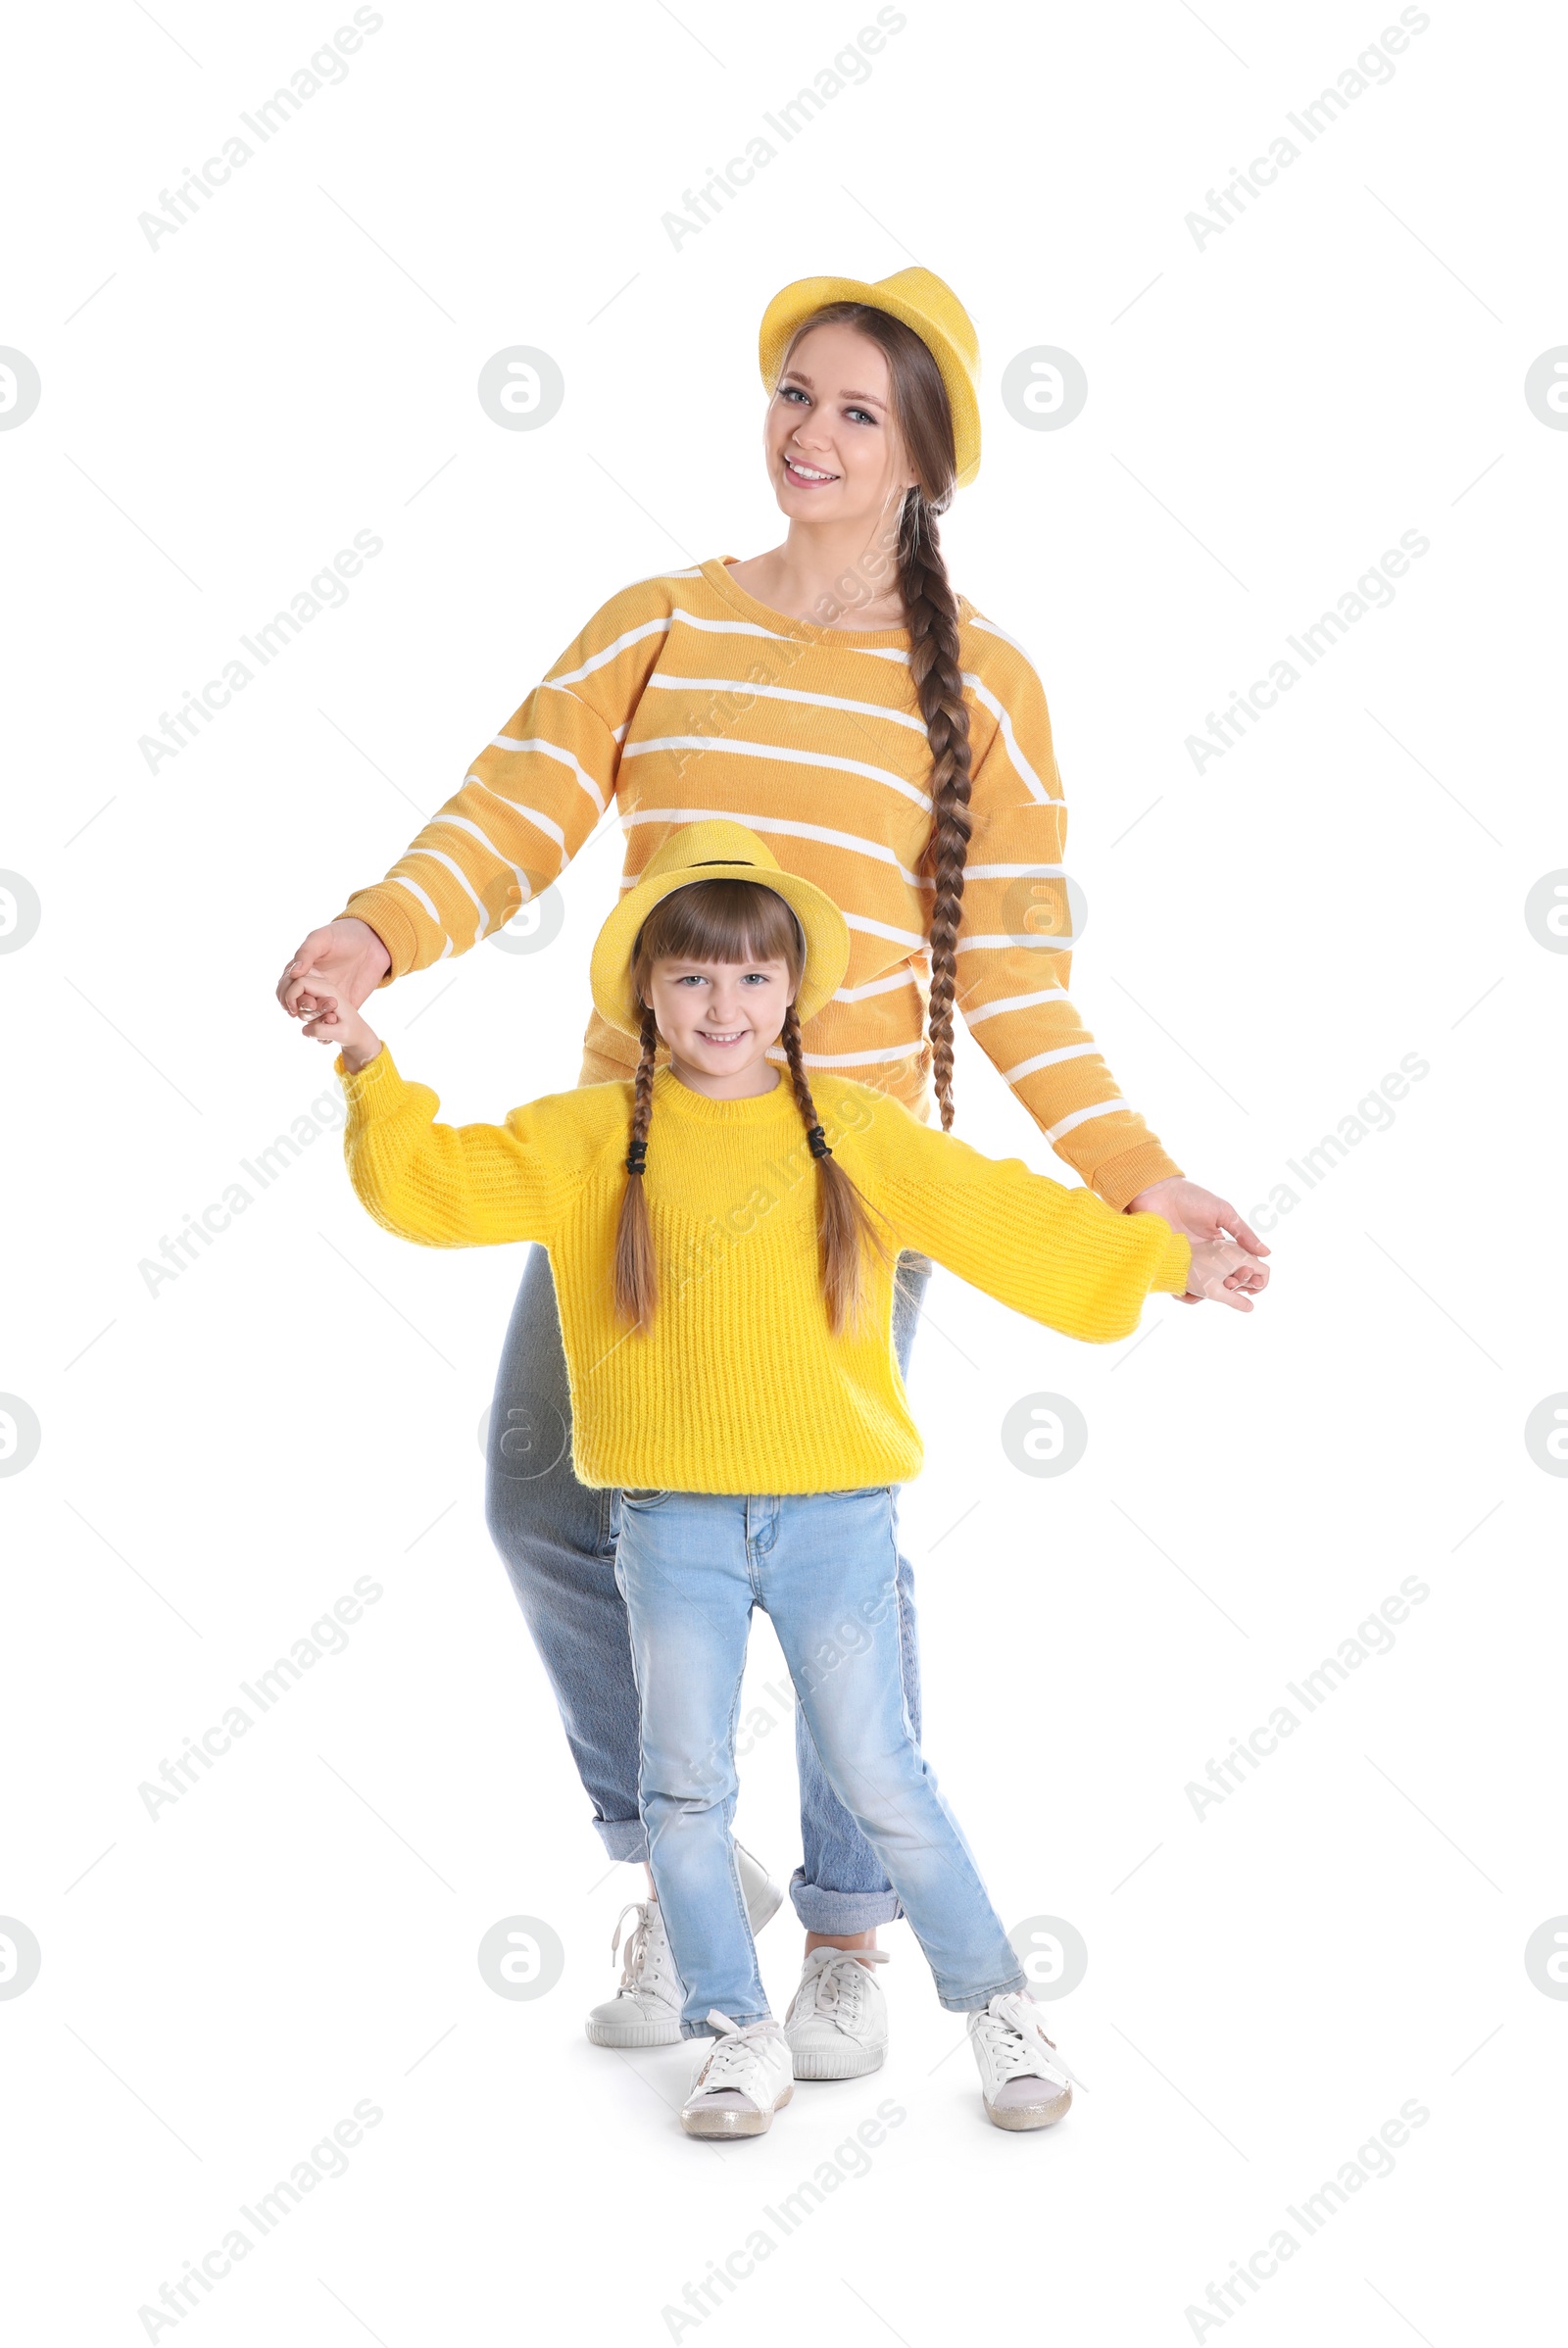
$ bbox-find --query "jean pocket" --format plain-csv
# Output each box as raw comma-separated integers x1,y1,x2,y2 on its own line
619,1489,670,1509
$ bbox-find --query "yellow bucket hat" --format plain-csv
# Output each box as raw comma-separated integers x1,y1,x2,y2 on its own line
759,266,981,489
590,820,851,1040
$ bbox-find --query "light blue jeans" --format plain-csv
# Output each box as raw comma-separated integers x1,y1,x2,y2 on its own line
485,1246,933,1930
616,1486,1027,2036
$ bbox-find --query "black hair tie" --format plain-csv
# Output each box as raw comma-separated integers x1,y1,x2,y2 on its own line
625,1138,648,1177
807,1124,832,1161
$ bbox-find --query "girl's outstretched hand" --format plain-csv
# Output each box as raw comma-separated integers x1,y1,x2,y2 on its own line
297,984,382,1075
1182,1235,1266,1313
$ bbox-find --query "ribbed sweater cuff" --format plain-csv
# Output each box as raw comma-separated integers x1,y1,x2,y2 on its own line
333,889,419,986
1146,1221,1193,1295
335,1045,402,1111
1093,1142,1186,1212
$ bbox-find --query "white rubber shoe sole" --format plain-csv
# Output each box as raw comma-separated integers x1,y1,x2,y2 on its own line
585,2009,680,2050
680,2080,794,2138
789,2038,886,2080
982,2079,1073,2130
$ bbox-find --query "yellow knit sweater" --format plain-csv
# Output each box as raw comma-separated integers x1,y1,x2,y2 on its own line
334,561,1183,1210
339,1052,1192,1493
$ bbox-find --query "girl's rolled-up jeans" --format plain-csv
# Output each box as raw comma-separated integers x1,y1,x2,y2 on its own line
484,1245,934,1931
615,1485,1026,2036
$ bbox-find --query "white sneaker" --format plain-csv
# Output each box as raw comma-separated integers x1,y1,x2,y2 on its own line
734,1839,785,1935
783,1946,890,2079
584,1898,683,2047
680,2013,794,2138
967,1992,1074,2130
584,1840,784,2048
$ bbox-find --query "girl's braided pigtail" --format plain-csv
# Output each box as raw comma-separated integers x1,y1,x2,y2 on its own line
779,1005,888,1334
612,1003,660,1330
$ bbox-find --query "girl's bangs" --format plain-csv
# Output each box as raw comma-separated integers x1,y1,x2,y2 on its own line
635,878,805,974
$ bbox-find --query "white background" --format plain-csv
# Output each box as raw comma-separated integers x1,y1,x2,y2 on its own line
4,1,1566,2340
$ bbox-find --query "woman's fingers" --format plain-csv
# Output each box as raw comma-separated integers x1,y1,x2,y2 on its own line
1209,1198,1270,1256
1201,1201,1276,1296
278,934,327,1011
277,929,351,1014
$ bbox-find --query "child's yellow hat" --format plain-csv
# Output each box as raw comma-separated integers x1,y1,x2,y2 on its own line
758,266,982,488
590,821,851,1040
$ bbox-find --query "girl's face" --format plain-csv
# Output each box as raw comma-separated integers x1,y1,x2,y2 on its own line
643,952,796,1097
764,322,918,524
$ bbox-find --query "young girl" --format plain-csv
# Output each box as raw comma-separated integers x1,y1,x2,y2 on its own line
281,267,1268,2070
321,818,1255,2138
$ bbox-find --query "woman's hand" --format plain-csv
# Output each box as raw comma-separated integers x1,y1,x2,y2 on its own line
296,983,382,1074
276,917,392,1022
1127,1178,1270,1306
1182,1236,1265,1313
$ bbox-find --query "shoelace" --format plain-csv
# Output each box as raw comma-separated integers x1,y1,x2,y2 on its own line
692,2011,787,2094
805,1947,888,2024
610,1901,662,1994
975,1992,1070,2085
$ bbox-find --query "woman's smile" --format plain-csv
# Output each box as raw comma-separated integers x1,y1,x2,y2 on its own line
782,452,840,486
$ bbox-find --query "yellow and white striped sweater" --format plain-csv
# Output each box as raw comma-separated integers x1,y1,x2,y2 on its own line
336,559,1183,1208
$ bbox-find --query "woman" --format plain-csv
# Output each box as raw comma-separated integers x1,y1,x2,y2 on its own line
278,267,1268,2078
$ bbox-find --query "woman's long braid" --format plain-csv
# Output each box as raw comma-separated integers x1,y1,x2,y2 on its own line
899,494,973,1131
612,1003,661,1329
779,1003,886,1334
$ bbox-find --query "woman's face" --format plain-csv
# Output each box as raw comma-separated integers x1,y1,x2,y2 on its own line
764,322,918,525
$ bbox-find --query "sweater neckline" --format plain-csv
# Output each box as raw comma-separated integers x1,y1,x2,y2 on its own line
652,1064,803,1127
702,555,954,651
